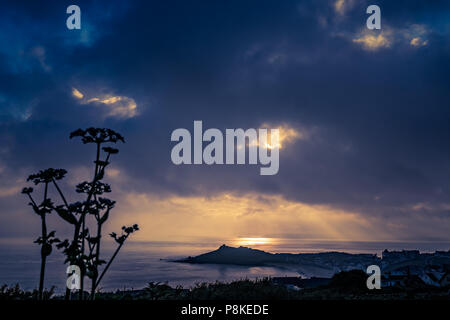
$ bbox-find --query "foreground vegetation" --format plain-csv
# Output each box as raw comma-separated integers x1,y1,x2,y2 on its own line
2,271,449,300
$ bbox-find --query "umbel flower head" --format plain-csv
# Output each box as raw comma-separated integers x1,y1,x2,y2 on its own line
110,224,139,244
76,181,111,195
21,187,33,195
98,197,116,210
27,168,67,185
70,128,125,144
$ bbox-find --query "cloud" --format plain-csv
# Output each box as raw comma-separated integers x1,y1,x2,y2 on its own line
350,24,430,51
108,191,450,244
334,0,355,16
353,33,391,50
0,185,21,197
87,96,138,118
258,123,304,149
269,123,304,148
71,88,138,119
111,192,379,242
0,162,27,211
404,25,429,47
30,46,51,72
410,37,428,47
71,88,84,99
235,123,304,152
1,0,450,245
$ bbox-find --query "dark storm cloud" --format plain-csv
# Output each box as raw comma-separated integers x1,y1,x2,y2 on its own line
1,0,450,239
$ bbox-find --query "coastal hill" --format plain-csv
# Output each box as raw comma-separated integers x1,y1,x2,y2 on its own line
175,244,380,278
175,245,450,281
177,245,277,265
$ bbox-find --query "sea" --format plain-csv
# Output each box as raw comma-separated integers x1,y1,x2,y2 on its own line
1,238,449,293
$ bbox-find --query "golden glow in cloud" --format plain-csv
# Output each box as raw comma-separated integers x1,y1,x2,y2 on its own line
244,123,302,150
14,163,445,249
334,0,354,16
71,87,138,119
410,37,428,47
406,24,429,47
350,24,429,51
353,33,390,50
109,192,382,244
237,237,272,246
263,123,302,149
72,87,84,99
334,0,345,14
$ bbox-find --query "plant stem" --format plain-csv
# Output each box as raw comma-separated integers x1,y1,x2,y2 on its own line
90,223,102,300
27,194,38,208
93,239,126,293
79,215,85,300
53,178,81,300
65,220,81,300
79,142,101,300
38,252,46,300
38,182,49,300
52,179,69,208
50,178,76,300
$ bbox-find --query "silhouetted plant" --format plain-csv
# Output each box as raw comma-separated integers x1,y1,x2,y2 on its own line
22,128,138,300
22,168,65,300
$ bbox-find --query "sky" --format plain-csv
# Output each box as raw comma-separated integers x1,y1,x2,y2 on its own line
1,0,450,248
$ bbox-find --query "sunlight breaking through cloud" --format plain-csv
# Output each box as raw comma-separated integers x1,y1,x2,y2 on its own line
260,123,303,149
111,192,381,243
350,24,429,51
242,123,303,151
410,37,428,47
71,87,138,119
353,33,391,50
71,88,84,99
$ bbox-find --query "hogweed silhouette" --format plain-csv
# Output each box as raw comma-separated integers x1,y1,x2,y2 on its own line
22,128,139,300
22,168,65,300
